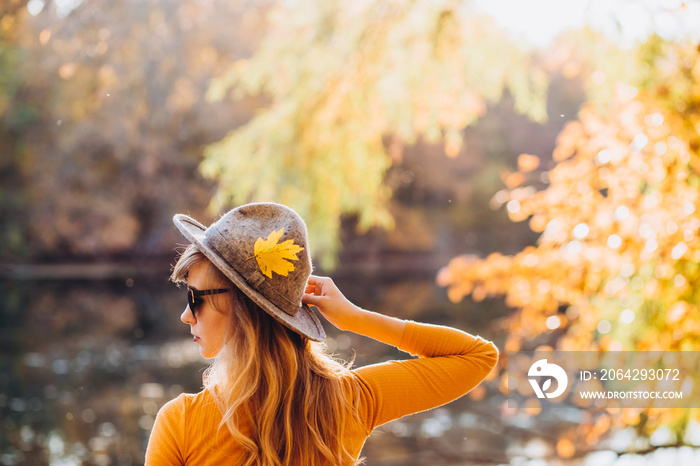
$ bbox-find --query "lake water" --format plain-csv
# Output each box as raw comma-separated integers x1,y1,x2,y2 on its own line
2,272,699,465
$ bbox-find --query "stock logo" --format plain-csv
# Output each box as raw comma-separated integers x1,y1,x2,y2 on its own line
528,359,568,399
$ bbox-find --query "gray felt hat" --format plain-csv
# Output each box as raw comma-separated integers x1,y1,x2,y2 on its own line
173,202,325,342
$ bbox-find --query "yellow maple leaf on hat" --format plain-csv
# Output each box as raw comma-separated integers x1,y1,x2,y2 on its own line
253,228,304,278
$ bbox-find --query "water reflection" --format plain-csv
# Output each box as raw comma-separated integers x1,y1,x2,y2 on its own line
0,277,206,465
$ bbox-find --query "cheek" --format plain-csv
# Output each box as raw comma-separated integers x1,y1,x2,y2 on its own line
204,312,230,343
205,326,228,358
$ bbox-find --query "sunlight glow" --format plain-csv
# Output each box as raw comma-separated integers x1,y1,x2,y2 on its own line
472,0,700,48
54,0,84,18
597,319,611,334
27,0,45,16
619,308,635,324
607,234,622,249
546,315,561,330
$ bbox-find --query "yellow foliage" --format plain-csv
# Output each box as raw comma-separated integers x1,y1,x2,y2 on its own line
556,438,575,458
203,0,548,267
439,38,700,443
517,154,540,172
252,228,304,278
442,39,700,354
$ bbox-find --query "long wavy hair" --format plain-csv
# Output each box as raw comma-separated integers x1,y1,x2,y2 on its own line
172,245,362,465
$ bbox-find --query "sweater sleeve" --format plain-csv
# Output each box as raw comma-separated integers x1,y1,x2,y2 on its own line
352,320,498,431
145,394,188,465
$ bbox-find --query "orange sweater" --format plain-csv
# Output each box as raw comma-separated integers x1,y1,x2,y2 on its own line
145,321,498,464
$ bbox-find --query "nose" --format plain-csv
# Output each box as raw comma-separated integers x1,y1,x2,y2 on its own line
181,306,194,324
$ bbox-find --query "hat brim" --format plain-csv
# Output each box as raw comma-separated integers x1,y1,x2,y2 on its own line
173,213,326,342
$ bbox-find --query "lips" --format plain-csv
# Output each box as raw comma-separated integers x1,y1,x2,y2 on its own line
192,334,201,342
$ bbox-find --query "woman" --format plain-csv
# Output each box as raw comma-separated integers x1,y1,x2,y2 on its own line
146,202,498,465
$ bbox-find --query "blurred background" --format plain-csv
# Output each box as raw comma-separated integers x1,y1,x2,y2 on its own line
2,0,700,464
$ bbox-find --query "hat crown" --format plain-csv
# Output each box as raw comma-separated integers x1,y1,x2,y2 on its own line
204,203,311,316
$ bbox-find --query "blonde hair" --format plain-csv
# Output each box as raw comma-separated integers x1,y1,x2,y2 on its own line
171,245,362,465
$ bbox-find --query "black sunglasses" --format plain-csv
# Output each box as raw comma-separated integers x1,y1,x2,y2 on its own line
187,288,232,319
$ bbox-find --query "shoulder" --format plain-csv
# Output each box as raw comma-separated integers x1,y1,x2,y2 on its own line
153,393,189,431
165,388,214,405
147,392,203,464
156,389,214,421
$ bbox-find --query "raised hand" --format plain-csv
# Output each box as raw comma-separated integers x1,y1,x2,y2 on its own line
302,275,406,346
302,275,360,331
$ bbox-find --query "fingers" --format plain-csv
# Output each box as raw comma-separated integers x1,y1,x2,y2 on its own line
301,292,322,306
306,275,331,296
307,274,324,285
303,275,343,310
304,283,323,296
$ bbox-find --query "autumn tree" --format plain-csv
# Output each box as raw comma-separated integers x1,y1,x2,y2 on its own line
0,0,31,257
1,0,270,260
204,0,548,266
439,36,700,454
